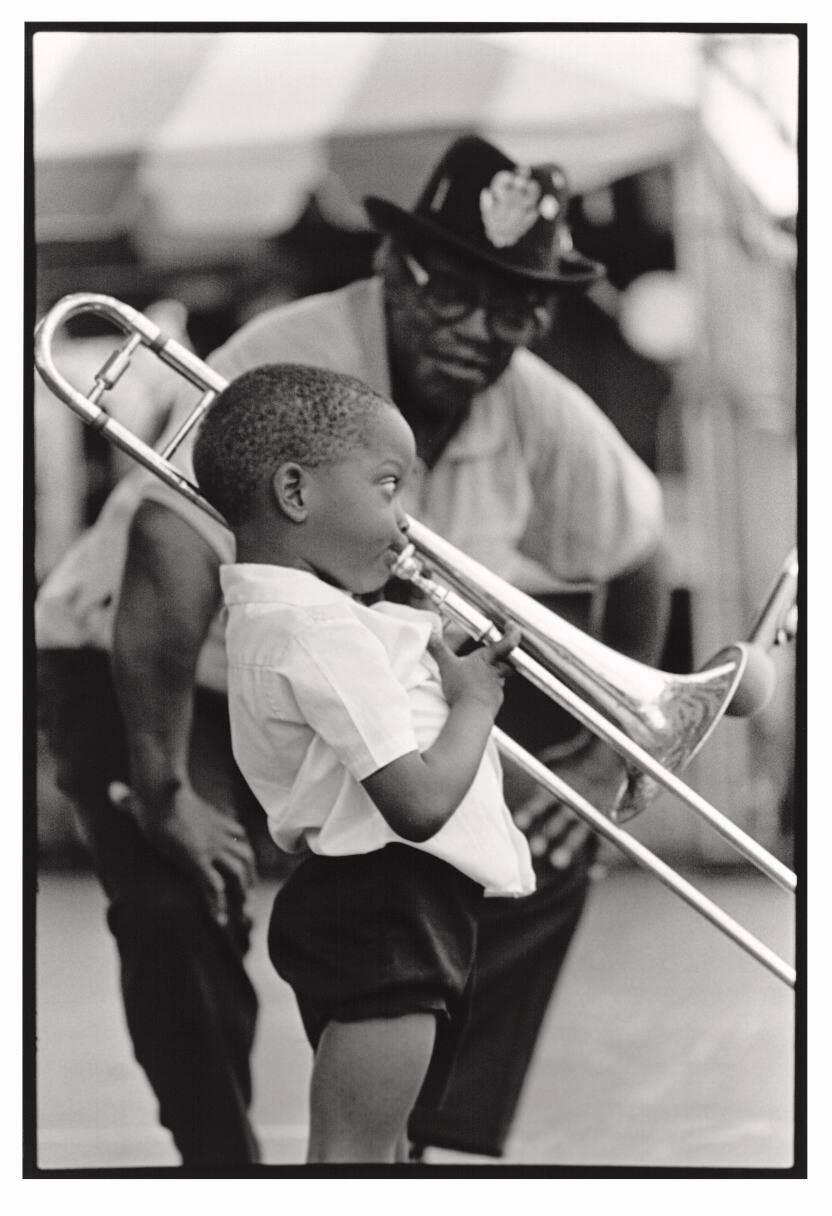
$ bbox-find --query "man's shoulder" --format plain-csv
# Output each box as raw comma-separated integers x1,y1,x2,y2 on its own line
249,278,369,329
507,348,603,413
210,279,375,375
502,348,628,452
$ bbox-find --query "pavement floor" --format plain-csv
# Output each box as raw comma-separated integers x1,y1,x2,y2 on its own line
33,864,797,1171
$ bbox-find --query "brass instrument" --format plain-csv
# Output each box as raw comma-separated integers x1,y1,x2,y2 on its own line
34,292,797,988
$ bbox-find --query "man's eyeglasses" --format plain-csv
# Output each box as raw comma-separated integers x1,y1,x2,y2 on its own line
401,251,551,347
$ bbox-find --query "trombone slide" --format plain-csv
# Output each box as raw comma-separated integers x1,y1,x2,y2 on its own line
33,291,797,989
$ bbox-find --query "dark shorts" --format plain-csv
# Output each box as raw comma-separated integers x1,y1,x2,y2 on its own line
267,843,484,1106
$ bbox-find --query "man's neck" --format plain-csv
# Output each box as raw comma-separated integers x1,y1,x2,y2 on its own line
396,399,469,469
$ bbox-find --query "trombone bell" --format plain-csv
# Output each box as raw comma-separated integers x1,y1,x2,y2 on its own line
402,520,752,823
33,291,797,987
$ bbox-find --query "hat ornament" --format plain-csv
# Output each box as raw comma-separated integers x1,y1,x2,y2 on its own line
480,167,560,249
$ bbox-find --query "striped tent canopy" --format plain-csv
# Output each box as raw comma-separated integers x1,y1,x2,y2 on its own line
35,30,701,247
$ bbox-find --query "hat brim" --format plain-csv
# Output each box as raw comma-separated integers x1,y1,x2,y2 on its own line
364,196,606,288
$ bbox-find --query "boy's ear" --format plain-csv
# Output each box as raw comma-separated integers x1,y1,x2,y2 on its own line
271,462,309,522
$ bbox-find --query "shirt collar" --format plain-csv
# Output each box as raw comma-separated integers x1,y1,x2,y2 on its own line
438,377,513,460
220,563,352,608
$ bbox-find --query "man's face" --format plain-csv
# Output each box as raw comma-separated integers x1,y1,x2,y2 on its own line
385,243,551,416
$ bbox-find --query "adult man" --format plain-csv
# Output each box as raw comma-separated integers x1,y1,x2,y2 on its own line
37,134,668,1162
37,465,262,1165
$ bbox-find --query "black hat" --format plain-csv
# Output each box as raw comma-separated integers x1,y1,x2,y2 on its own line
364,135,606,287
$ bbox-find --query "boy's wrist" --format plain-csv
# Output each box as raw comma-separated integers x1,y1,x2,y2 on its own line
448,690,500,722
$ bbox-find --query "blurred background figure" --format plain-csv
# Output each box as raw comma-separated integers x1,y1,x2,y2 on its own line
31,27,799,1168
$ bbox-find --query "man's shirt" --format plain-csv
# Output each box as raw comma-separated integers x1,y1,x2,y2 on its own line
36,276,662,689
211,276,663,591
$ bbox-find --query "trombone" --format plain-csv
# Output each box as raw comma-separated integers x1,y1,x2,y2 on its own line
34,292,798,988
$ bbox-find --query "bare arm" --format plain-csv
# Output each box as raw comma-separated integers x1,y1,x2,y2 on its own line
525,543,673,858
113,502,219,803
362,628,519,843
601,543,671,665
563,544,672,792
111,500,255,922
578,542,672,776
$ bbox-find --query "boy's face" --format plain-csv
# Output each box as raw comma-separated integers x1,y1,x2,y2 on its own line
305,406,416,594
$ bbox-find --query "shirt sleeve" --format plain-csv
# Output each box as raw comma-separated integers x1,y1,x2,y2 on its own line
511,351,664,583
208,298,353,382
278,615,420,781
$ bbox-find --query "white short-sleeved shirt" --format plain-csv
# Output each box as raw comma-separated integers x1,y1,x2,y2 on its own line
220,563,535,899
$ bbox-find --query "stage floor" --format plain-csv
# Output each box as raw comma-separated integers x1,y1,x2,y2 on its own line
33,865,796,1170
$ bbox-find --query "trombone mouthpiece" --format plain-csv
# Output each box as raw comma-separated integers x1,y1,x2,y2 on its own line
389,543,449,608
389,543,420,581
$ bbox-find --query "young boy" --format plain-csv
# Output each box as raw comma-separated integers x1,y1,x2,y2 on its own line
193,363,535,1164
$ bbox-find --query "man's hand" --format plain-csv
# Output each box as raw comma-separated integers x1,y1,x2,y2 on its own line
509,737,628,872
110,502,254,925
109,781,256,926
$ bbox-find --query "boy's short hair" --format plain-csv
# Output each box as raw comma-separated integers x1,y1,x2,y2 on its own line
193,363,393,525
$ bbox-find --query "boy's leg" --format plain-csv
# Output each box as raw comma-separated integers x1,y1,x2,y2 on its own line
307,1014,437,1164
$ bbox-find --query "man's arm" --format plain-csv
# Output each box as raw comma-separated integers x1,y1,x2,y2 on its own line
529,543,672,863
573,541,672,798
600,543,671,666
111,500,255,924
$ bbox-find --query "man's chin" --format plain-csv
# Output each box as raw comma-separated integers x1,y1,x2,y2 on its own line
433,358,492,388
420,370,481,413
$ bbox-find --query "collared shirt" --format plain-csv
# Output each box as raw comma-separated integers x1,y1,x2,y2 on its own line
35,465,234,691
220,563,535,898
36,276,662,686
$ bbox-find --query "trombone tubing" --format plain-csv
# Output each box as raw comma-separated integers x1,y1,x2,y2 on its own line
34,291,796,987
494,729,796,989
508,644,796,891
400,544,796,895
34,293,228,526
748,548,799,650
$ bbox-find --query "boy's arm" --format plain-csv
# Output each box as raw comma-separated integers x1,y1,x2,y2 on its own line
362,629,519,843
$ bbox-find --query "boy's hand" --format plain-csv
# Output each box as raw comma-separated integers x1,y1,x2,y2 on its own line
427,623,521,714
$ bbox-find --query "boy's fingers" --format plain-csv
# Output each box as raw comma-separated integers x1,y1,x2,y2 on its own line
426,632,454,665
504,623,522,651
486,625,521,665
